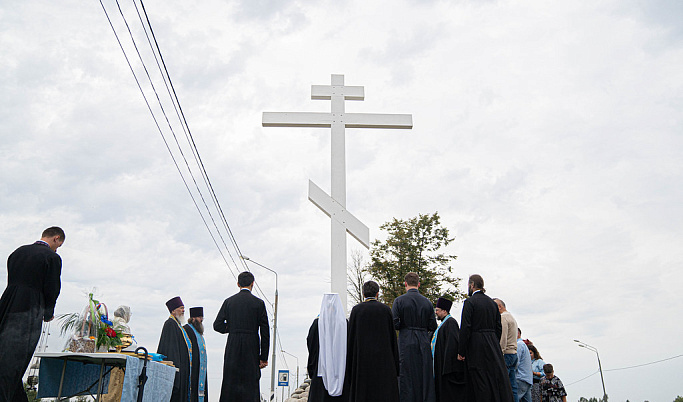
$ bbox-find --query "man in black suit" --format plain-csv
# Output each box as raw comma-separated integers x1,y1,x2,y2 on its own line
213,271,270,402
0,226,65,401
457,274,513,402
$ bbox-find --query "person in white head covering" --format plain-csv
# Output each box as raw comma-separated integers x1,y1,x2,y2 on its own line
112,305,131,333
306,293,348,401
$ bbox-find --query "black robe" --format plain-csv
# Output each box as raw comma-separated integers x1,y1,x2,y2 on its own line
157,317,191,402
213,288,269,402
183,324,208,402
392,289,437,402
457,291,513,402
346,300,399,402
433,316,467,402
306,318,348,402
0,242,61,401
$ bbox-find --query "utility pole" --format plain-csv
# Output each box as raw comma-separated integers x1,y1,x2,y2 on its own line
574,340,607,401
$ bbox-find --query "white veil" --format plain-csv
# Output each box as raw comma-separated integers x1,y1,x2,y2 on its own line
317,293,347,396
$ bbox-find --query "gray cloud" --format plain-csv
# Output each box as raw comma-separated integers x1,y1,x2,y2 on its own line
2,0,683,400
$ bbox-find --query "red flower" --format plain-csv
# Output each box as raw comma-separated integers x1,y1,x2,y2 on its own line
105,327,117,337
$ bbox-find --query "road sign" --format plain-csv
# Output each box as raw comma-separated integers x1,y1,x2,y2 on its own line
278,370,289,386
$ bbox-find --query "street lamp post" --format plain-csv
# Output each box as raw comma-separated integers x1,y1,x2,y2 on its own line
281,349,300,391
574,340,607,401
243,256,279,402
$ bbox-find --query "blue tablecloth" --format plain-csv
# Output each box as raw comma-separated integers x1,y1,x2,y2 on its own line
37,353,176,401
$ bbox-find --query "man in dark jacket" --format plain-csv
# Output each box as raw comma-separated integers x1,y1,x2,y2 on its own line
0,226,64,402
457,274,513,402
213,271,270,402
346,281,400,402
392,272,437,402
158,296,192,402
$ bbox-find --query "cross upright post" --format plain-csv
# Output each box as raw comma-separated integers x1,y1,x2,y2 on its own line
263,74,412,311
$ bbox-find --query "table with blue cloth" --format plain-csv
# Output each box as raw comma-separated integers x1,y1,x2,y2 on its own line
35,352,176,401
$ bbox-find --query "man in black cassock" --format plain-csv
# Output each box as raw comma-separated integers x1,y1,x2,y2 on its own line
392,272,437,402
346,281,399,402
0,227,64,402
184,307,208,402
432,297,467,402
213,271,269,402
158,296,192,402
457,275,513,402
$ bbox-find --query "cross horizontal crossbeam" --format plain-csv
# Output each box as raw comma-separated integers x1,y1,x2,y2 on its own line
262,112,413,129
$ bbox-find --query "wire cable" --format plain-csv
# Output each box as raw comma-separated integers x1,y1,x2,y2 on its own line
114,0,243,279
131,0,274,306
98,0,240,280
565,370,599,386
565,353,683,386
99,0,279,315
604,353,683,372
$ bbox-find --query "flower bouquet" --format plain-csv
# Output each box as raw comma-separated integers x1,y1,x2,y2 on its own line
59,293,125,352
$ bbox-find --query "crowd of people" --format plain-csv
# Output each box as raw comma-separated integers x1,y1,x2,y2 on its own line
308,273,568,402
0,226,568,402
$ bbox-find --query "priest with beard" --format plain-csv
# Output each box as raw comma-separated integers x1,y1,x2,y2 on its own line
457,275,513,402
346,281,399,402
306,294,348,402
184,307,208,402
158,296,192,402
432,297,467,402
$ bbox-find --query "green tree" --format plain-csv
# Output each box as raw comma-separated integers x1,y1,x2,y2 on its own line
673,396,683,402
368,212,465,306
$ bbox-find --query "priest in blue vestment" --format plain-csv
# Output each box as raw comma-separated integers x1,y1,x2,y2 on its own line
184,307,208,402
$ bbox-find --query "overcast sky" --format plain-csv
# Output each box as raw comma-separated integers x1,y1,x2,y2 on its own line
2,0,682,401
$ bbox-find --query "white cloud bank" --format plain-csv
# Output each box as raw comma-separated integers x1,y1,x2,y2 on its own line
1,0,682,400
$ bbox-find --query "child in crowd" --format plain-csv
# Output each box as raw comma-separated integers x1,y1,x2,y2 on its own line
539,363,567,402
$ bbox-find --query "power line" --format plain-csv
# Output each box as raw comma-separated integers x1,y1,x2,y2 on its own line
98,0,277,314
134,0,249,270
566,353,683,386
113,0,243,280
566,370,599,386
604,353,683,372
98,0,231,280
131,0,273,308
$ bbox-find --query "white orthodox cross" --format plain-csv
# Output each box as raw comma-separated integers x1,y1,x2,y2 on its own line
263,74,412,310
